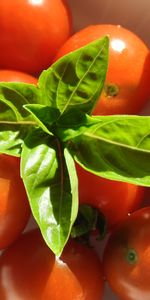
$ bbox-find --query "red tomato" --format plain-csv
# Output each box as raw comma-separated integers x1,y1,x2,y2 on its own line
0,229,104,300
0,0,72,75
56,24,150,115
103,207,150,300
0,69,37,84
0,154,30,249
76,164,144,229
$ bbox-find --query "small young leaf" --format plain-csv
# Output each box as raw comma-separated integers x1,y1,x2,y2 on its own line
38,36,109,117
67,115,150,186
71,204,107,241
24,104,60,135
71,204,98,238
21,128,78,256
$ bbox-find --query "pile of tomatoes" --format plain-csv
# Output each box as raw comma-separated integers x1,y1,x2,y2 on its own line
0,1,150,299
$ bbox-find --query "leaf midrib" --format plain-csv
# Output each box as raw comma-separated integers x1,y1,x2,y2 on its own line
59,42,107,117
83,131,150,154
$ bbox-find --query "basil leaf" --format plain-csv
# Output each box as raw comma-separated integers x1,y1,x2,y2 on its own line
54,109,93,141
0,123,31,156
24,104,60,134
0,82,41,104
71,204,107,240
21,129,78,256
67,115,150,186
0,82,41,121
38,37,109,117
71,204,98,238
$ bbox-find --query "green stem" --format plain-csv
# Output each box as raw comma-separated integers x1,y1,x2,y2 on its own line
0,121,37,125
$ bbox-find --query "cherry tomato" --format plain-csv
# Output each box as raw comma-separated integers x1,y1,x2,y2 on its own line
0,69,37,84
0,229,104,300
56,24,150,115
0,154,30,249
76,164,144,229
0,0,72,75
103,207,150,300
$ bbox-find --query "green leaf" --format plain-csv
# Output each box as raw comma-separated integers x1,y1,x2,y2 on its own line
55,110,98,143
71,204,98,238
21,128,78,256
24,104,60,135
38,36,109,117
0,123,32,156
0,82,40,155
0,82,41,121
71,204,107,241
66,115,150,186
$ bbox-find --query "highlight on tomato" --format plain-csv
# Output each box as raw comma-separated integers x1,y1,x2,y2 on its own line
0,0,72,75
76,163,144,229
0,69,38,84
0,154,30,249
0,229,104,300
103,206,150,300
55,24,150,115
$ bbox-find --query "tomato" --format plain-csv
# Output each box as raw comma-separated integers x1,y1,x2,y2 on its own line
0,229,104,300
103,207,150,300
55,24,150,115
0,154,30,249
0,69,37,84
76,164,144,229
0,0,72,75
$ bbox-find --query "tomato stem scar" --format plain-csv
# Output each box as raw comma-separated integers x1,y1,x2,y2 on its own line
104,82,119,97
126,248,138,265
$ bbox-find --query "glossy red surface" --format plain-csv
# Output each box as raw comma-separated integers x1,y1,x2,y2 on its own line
0,0,72,74
0,229,104,300
103,207,150,300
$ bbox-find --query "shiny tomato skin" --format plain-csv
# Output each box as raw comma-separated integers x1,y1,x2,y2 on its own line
0,69,37,84
0,229,104,300
0,0,72,75
76,164,144,229
56,24,150,115
0,154,30,249
103,207,150,300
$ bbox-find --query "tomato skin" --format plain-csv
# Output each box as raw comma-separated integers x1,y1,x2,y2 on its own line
0,229,104,300
56,24,150,115
103,207,150,300
0,0,72,75
76,164,144,229
0,154,30,249
0,69,37,84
